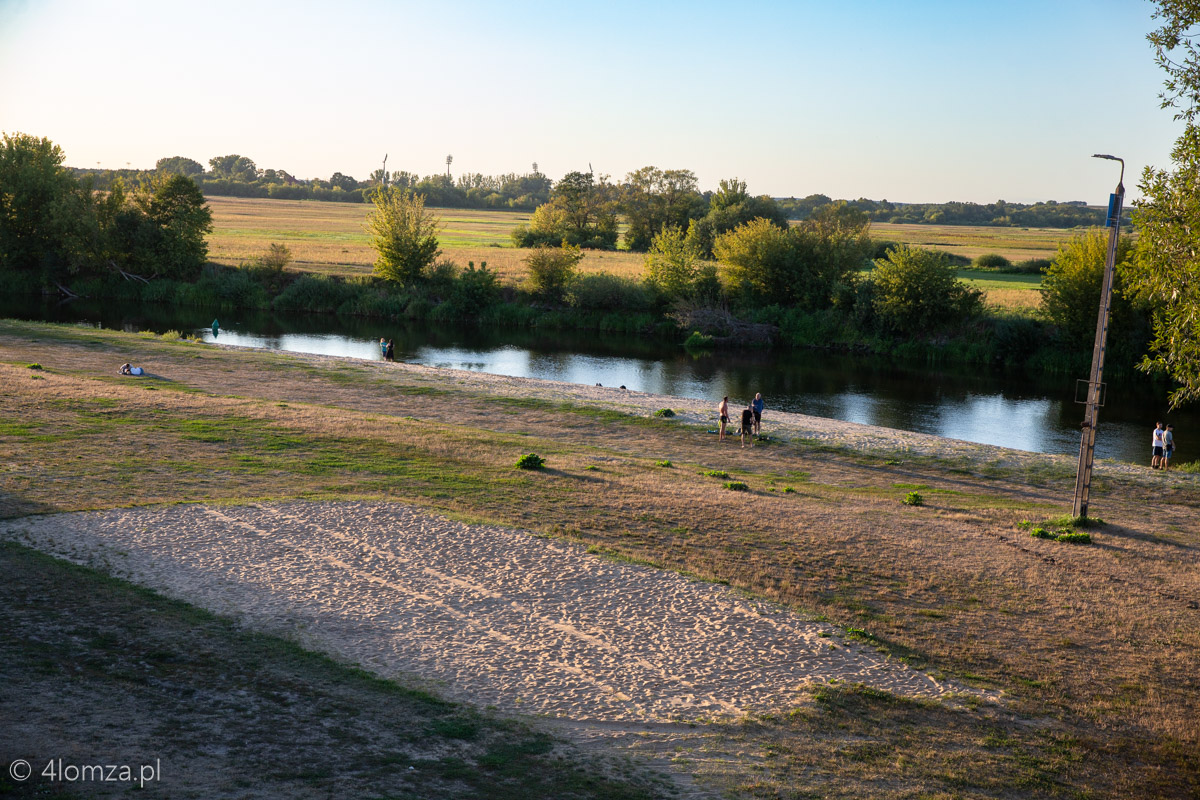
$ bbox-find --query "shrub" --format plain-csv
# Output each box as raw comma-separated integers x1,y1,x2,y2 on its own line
515,453,545,470
644,225,705,300
683,330,715,350
700,469,730,479
1012,258,1051,274
451,260,499,317
26,363,42,370
783,486,796,493
1030,527,1055,540
872,245,984,334
724,481,749,491
524,244,583,302
653,408,676,418
566,272,652,311
902,491,924,506
973,253,1011,270
655,460,673,467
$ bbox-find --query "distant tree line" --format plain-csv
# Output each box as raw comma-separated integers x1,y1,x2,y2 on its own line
71,155,554,210
777,194,1108,228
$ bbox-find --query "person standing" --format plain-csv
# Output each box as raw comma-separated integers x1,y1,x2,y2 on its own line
740,403,755,448
1164,424,1176,470
385,339,395,362
1152,421,1166,469
717,396,729,443
752,392,764,436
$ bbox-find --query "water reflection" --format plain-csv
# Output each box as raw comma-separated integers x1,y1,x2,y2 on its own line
3,294,1191,465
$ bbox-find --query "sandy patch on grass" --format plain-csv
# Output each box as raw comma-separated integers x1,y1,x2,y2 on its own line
3,502,987,726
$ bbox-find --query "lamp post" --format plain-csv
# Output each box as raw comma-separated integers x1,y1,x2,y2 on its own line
1071,154,1124,518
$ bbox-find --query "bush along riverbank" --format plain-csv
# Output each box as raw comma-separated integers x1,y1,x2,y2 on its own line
0,260,1150,379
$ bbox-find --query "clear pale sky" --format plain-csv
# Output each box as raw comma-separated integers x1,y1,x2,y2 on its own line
0,0,1182,203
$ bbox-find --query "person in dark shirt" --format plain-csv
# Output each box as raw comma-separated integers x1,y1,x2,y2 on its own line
740,404,755,448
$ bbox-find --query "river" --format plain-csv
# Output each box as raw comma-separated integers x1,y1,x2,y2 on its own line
4,295,1192,466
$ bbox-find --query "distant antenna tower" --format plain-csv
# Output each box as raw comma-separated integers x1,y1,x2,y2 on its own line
381,153,388,187
446,154,453,178
532,161,538,174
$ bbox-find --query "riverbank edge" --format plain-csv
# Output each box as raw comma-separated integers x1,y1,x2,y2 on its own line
202,334,1193,490
3,262,1153,379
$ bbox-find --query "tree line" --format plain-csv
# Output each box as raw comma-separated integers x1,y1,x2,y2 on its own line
777,194,1108,228
74,154,555,211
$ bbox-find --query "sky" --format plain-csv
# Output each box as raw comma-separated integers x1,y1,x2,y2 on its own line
0,0,1184,204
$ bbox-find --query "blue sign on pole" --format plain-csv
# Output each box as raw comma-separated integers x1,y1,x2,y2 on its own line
1105,193,1119,227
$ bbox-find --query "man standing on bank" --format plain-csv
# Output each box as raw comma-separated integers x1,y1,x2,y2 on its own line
752,392,764,437
718,396,730,443
1164,423,1176,470
1152,421,1166,469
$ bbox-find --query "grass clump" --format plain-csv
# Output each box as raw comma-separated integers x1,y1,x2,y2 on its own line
723,481,749,491
514,453,545,471
902,491,924,506
655,460,673,468
783,486,796,494
26,362,42,370
700,469,730,479
1055,531,1092,544
653,408,676,418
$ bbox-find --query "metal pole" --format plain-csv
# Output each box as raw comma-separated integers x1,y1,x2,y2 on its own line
1072,155,1124,518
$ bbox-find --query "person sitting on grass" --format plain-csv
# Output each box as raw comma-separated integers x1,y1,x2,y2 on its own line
119,363,144,376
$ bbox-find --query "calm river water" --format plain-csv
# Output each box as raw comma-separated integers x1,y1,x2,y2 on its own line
6,296,1193,466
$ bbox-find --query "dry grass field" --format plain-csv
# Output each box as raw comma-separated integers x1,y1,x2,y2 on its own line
2,319,1198,798
205,196,646,285
206,197,1054,309
870,221,1080,263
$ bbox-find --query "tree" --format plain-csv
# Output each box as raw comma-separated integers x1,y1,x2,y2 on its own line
155,156,205,177
1126,2,1200,405
689,178,788,257
365,187,441,285
0,132,95,277
1040,229,1135,346
132,173,212,277
620,166,705,251
871,245,983,334
329,172,357,192
208,154,258,181
515,171,618,249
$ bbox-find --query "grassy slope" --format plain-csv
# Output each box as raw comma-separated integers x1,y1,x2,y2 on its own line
2,319,1198,798
0,543,663,800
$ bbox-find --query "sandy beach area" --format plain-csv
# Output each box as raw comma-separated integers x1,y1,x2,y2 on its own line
3,500,986,728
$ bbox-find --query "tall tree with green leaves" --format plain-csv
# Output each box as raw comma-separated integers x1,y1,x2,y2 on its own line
366,187,442,285
0,132,94,278
1131,1,1200,406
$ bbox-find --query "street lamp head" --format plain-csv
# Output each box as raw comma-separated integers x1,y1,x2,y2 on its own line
1092,153,1120,161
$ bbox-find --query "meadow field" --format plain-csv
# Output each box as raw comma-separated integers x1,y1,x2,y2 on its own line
2,319,1198,798
205,196,1061,310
